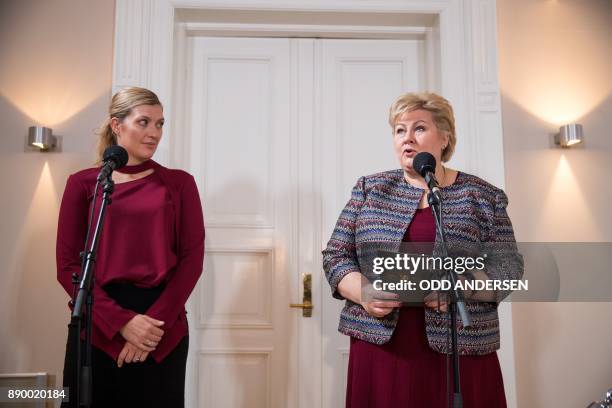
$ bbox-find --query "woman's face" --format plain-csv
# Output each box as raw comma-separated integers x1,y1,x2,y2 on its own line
112,104,164,164
392,109,448,174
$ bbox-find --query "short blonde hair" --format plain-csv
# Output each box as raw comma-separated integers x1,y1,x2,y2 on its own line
95,87,162,164
388,92,456,162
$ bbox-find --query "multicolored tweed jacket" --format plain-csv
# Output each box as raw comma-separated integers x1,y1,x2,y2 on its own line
322,169,524,355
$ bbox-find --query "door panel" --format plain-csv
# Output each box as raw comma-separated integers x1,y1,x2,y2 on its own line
187,37,296,408
186,36,426,408
319,39,425,408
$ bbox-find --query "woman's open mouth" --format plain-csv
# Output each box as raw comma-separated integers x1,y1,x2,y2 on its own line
403,147,417,157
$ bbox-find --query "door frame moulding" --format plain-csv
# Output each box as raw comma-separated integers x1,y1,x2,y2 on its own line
112,0,507,188
180,22,429,38
112,1,515,408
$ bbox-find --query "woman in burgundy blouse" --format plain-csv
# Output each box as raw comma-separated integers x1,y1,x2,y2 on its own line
57,87,204,407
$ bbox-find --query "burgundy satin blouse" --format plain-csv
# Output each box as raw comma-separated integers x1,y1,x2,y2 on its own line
57,160,205,362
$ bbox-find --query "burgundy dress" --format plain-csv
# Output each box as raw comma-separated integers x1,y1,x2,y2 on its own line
346,207,507,408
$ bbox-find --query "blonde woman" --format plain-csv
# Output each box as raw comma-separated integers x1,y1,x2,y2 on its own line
323,92,522,407
57,87,204,407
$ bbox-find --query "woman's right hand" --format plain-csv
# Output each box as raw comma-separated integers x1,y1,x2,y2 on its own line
360,287,402,318
338,272,402,318
117,341,149,367
360,299,403,318
119,314,165,351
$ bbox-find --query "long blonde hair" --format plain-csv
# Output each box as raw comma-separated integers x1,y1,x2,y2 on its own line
96,87,162,164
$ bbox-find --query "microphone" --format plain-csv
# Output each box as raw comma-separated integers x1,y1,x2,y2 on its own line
412,152,441,201
97,145,128,182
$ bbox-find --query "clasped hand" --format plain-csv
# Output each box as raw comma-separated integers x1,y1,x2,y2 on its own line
117,314,165,367
423,291,449,313
360,284,451,318
360,286,402,318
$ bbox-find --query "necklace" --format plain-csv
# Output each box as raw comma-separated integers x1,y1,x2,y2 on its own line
439,166,447,187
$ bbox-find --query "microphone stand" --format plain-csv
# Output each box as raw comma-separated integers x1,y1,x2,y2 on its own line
69,176,115,407
427,190,471,408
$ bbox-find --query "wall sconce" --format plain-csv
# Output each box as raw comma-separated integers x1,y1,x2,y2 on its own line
554,124,584,148
27,126,57,151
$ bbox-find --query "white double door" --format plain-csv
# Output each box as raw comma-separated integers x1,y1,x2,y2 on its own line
185,36,425,408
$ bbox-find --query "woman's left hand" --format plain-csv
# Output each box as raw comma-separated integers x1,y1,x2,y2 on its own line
423,291,449,313
117,342,149,367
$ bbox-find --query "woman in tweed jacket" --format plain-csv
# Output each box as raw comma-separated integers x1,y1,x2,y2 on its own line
323,92,523,407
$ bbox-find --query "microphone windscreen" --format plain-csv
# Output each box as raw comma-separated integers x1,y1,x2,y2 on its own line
102,145,129,169
412,152,436,178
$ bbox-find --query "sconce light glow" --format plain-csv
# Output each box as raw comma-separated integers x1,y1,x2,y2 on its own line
554,124,584,148
28,126,57,152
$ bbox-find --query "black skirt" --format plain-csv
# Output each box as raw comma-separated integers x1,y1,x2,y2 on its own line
61,282,188,408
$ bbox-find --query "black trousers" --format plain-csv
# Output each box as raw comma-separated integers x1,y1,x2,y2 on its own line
61,335,188,408
62,282,188,408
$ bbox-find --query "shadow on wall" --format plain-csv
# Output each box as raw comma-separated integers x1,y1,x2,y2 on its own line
0,0,113,130
500,92,612,242
0,90,111,385
501,89,612,407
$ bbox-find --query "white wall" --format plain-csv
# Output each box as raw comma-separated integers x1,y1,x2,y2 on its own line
0,0,115,388
497,0,612,406
0,1,610,406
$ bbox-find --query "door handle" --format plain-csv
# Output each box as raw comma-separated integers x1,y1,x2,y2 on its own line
289,302,313,309
289,273,313,317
